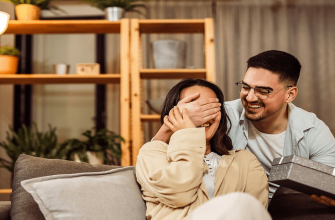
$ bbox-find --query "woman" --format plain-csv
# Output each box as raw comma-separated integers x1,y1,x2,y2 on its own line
136,78,269,220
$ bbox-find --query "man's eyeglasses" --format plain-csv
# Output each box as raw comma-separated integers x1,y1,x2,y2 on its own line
235,81,293,100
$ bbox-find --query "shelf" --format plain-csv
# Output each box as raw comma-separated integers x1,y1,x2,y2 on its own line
141,114,160,122
0,189,12,194
131,18,216,165
0,74,121,84
138,19,205,33
140,69,207,79
4,20,122,34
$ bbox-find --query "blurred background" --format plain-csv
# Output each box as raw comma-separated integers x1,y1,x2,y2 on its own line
1,0,334,201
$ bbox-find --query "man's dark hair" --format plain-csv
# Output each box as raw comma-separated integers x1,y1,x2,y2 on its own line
247,50,301,86
160,78,233,155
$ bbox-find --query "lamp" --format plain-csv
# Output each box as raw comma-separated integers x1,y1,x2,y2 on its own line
0,11,10,35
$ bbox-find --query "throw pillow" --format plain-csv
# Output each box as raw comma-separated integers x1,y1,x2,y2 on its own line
21,167,146,220
11,154,122,220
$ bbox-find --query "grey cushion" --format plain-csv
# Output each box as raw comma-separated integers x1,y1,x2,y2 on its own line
21,167,146,220
0,201,11,220
11,154,122,220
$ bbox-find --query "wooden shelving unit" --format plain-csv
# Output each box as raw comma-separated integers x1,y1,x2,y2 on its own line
130,18,216,165
0,74,121,84
0,189,12,194
1,19,131,168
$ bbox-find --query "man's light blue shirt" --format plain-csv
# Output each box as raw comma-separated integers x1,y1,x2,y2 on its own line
225,99,335,168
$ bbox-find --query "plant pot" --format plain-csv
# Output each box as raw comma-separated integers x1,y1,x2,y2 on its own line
152,40,187,69
104,7,124,21
0,55,19,74
15,4,41,20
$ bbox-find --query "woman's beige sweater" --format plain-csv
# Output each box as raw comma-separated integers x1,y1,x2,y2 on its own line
136,128,268,220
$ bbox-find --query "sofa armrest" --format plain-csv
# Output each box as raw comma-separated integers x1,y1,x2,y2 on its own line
0,201,11,220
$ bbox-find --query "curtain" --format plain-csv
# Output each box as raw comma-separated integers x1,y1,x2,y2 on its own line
216,0,335,134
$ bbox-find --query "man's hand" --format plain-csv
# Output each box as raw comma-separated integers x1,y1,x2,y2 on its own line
164,107,196,132
311,195,335,207
177,92,221,127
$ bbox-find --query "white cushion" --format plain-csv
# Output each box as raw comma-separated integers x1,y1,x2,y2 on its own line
21,166,146,220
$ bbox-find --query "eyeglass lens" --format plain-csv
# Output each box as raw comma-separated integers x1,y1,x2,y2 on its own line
237,83,268,99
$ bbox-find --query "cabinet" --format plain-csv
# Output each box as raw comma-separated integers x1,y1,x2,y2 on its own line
1,19,131,166
130,18,216,165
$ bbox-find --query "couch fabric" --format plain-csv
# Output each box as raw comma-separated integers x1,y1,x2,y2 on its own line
10,154,145,220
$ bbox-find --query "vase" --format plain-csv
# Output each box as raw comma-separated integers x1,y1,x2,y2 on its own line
0,55,19,74
15,4,41,20
105,7,125,21
152,40,187,69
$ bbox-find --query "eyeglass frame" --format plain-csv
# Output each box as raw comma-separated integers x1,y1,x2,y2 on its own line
235,80,293,100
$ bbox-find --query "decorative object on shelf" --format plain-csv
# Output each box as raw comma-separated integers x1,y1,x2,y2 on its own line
0,0,62,20
76,63,100,75
0,123,59,173
56,127,124,165
146,98,164,114
152,39,187,69
105,7,124,21
53,63,69,75
80,0,147,21
0,11,10,35
15,4,41,20
0,45,20,74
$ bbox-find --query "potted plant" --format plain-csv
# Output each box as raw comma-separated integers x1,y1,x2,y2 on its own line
0,0,59,20
0,123,59,173
80,0,147,21
0,45,20,75
56,127,124,165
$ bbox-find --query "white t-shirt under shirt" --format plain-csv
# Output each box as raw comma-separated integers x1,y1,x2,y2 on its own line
203,152,221,199
246,120,285,198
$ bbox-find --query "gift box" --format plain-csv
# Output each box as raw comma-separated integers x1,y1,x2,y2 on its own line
269,155,335,199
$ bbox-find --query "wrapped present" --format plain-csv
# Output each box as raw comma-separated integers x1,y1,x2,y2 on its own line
269,155,335,199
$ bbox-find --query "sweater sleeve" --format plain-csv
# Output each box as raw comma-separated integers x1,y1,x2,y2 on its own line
136,128,206,208
244,152,269,208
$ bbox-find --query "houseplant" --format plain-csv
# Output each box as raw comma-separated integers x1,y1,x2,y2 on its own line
0,0,59,20
0,45,20,74
0,123,58,173
80,0,147,21
56,127,124,165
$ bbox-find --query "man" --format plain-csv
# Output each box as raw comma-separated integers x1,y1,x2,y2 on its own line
153,50,335,206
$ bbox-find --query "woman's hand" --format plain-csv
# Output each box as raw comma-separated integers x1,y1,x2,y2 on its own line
164,106,196,132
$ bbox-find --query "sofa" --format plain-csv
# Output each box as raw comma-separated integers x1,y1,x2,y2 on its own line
0,154,146,220
1,154,335,220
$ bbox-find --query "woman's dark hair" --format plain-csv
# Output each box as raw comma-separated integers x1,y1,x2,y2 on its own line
161,78,233,155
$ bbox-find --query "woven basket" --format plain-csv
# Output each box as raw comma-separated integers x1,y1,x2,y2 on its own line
0,55,19,74
15,4,41,20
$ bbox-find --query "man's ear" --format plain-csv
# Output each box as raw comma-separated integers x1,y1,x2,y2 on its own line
286,87,298,103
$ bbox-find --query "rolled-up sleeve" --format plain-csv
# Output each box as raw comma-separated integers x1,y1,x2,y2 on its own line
136,128,206,208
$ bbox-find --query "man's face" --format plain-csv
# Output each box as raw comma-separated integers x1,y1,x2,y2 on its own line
241,67,289,121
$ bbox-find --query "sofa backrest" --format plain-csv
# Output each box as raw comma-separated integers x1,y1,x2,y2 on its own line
11,154,145,220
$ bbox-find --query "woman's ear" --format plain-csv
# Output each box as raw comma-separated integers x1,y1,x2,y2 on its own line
286,86,298,103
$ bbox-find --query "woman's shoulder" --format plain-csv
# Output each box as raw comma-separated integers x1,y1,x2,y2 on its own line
228,149,258,159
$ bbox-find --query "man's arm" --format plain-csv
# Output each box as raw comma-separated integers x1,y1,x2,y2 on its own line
153,92,220,143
